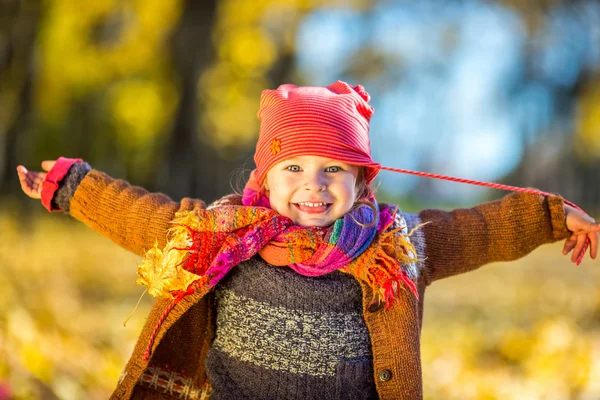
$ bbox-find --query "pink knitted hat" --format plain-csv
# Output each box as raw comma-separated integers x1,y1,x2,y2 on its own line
243,81,381,206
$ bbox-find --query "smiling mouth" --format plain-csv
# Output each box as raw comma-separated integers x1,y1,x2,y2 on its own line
293,202,332,214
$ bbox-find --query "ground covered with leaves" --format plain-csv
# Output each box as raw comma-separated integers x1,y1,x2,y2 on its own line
1,212,599,399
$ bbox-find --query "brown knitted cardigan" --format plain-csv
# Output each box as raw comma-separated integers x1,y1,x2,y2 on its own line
67,170,570,399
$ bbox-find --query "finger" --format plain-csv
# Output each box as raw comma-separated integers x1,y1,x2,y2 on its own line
588,231,598,259
41,160,56,172
562,235,577,255
17,166,35,186
16,166,27,183
18,171,31,193
16,165,27,175
18,166,40,182
571,234,587,263
588,222,600,232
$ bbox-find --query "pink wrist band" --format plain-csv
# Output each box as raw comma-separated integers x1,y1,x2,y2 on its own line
41,157,83,212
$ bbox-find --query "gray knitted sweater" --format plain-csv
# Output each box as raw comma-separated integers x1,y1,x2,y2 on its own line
208,258,377,400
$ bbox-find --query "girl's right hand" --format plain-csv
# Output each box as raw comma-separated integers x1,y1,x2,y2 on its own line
16,160,56,199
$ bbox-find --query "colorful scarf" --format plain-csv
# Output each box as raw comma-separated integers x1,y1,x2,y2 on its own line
136,195,421,360
138,195,420,303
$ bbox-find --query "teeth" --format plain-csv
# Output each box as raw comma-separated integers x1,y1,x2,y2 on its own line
298,202,328,207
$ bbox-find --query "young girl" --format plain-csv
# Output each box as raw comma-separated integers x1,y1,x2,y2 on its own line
17,81,599,400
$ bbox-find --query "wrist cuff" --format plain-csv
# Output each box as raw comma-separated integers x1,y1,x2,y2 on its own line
41,157,83,212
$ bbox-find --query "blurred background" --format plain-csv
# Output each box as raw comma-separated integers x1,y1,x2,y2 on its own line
1,0,599,398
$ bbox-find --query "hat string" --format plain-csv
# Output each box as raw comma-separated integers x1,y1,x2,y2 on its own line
380,166,590,266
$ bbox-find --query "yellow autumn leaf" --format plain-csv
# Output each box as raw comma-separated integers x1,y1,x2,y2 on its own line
136,239,200,299
169,210,205,233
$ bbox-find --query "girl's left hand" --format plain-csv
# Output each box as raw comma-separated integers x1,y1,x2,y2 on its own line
16,161,57,200
562,205,600,263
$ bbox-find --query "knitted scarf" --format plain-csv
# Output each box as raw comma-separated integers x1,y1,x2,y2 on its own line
138,196,421,302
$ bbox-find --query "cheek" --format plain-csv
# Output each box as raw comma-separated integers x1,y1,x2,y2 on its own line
273,176,298,193
346,178,359,200
266,184,290,209
332,180,358,209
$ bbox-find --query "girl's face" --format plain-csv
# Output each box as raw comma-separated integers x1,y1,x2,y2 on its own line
264,155,360,227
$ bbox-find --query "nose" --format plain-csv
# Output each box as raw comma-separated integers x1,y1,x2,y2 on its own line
303,171,327,192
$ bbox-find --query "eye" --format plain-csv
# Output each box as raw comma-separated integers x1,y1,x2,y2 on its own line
325,166,341,173
286,165,301,172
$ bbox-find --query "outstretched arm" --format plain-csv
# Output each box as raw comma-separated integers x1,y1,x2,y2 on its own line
413,192,576,285
17,159,207,256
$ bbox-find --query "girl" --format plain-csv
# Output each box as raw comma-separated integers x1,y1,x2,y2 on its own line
17,81,599,400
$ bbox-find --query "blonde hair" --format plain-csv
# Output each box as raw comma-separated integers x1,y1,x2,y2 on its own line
349,167,378,228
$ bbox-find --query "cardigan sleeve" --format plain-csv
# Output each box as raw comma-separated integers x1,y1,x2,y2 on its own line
414,191,571,285
68,170,207,257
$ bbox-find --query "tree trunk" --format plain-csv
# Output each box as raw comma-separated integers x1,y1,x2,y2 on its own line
158,0,219,201
0,0,40,200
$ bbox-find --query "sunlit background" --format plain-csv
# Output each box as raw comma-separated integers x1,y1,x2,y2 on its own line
1,0,599,398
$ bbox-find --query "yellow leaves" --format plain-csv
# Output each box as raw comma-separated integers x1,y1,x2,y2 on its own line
575,81,600,163
523,319,592,390
134,0,182,40
125,235,201,326
222,28,278,74
202,0,287,152
200,66,267,149
35,0,182,121
219,0,270,28
19,344,54,383
136,240,200,299
421,242,600,398
424,319,596,399
0,212,147,397
108,79,177,149
498,328,533,362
